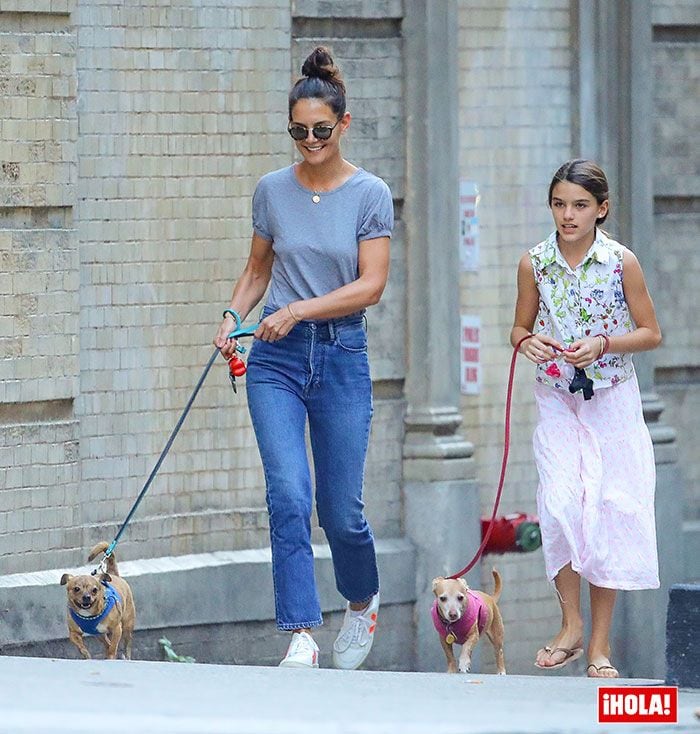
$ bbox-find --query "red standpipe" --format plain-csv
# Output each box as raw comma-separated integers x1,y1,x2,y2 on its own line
481,513,542,554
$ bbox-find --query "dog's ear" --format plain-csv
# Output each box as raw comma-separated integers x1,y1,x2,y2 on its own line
99,572,112,583
431,577,444,593
60,573,71,586
458,578,469,592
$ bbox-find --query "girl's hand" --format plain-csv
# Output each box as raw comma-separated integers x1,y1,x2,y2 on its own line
520,334,563,364
214,314,239,359
254,304,300,342
563,337,603,369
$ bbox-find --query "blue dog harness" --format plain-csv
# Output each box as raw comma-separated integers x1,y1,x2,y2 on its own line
70,582,122,636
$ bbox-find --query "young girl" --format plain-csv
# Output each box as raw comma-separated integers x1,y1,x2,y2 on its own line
214,47,392,669
510,159,662,678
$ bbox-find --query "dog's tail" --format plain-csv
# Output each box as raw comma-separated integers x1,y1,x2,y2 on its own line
491,568,502,602
87,541,120,576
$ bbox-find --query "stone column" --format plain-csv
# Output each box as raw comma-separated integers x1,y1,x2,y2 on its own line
574,0,683,679
402,0,481,672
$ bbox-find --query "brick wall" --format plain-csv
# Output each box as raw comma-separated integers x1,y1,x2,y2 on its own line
653,0,700,24
72,0,292,563
457,0,574,673
0,2,80,572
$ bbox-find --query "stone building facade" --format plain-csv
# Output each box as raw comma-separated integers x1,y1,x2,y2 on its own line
1,0,697,676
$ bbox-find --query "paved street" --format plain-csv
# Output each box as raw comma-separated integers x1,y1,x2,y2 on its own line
0,654,698,734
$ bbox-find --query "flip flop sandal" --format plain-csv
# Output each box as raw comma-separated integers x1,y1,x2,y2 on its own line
587,663,619,678
534,645,584,670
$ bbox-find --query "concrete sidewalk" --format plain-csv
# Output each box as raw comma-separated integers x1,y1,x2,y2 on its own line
0,655,698,734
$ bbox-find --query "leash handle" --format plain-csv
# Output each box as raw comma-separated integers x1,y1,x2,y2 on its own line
223,309,260,347
447,334,533,579
227,323,259,342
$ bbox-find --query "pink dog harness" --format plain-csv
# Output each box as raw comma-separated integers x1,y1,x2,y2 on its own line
431,592,489,645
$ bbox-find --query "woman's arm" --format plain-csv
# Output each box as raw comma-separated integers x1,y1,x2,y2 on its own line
510,253,563,363
613,249,662,353
253,236,390,342
294,236,390,318
214,232,273,357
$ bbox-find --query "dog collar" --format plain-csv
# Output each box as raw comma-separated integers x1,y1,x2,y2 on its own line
431,593,488,645
69,582,122,636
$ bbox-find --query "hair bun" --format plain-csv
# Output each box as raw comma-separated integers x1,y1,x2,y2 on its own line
289,46,347,117
301,46,340,82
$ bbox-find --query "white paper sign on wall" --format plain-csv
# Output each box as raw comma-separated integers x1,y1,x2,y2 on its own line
459,180,480,272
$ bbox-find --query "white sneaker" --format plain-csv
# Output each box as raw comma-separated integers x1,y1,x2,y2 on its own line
278,631,319,668
332,593,379,670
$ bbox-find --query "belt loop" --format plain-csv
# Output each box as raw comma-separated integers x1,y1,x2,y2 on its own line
328,320,336,340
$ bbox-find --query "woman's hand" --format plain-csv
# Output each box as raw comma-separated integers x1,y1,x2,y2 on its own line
562,336,603,369
254,304,301,342
214,314,239,359
519,333,563,364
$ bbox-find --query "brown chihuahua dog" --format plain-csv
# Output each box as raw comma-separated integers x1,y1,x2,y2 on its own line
431,569,506,674
60,541,135,660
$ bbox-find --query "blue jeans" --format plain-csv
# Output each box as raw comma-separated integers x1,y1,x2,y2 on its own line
246,310,379,630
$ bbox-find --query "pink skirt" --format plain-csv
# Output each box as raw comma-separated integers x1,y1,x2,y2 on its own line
533,374,659,590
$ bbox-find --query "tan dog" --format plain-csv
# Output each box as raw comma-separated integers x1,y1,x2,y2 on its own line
431,569,506,674
60,541,135,660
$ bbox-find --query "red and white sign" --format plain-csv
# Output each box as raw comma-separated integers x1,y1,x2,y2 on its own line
597,686,678,724
460,315,480,395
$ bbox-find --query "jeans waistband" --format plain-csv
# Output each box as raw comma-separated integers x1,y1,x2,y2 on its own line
261,306,365,340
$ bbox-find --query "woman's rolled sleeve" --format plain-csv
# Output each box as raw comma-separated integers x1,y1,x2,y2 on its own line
252,180,272,241
357,179,394,242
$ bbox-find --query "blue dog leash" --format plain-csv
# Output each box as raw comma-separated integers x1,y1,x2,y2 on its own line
95,310,259,571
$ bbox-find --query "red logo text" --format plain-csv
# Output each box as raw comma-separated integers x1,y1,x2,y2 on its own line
598,686,678,724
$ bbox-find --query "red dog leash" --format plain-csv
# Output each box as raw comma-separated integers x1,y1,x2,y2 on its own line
446,330,606,578
447,335,533,579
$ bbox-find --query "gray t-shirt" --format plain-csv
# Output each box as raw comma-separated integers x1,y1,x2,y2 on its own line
252,164,394,312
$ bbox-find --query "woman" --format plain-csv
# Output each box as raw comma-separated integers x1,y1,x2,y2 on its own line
214,47,393,669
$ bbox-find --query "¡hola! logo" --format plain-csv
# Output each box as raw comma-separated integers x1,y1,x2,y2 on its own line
598,686,678,724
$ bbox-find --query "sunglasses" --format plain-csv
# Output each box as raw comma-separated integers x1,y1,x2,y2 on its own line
287,119,341,141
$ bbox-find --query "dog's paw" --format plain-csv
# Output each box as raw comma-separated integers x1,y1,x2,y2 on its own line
458,663,471,673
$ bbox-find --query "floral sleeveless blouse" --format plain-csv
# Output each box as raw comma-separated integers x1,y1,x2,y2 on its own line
530,229,636,390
